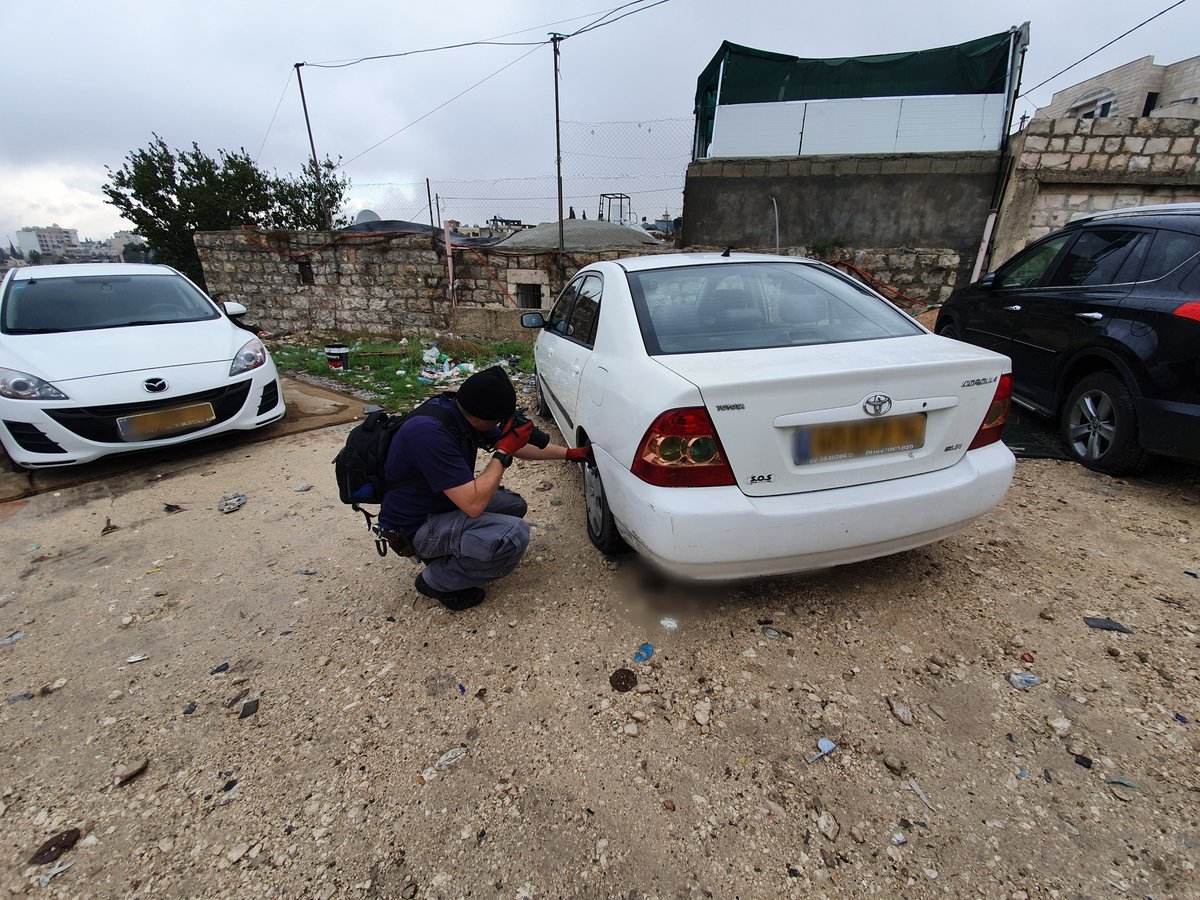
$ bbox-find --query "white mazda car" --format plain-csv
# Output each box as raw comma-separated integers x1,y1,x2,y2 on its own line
0,263,285,468
523,253,1016,580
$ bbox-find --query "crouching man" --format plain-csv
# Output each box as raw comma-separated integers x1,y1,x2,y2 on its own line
379,365,589,611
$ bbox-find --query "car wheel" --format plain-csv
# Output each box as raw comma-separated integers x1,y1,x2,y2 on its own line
937,320,961,340
534,368,550,418
1060,372,1147,475
582,451,629,556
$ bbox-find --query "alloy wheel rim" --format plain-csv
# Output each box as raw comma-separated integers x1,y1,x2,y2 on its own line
1067,389,1116,460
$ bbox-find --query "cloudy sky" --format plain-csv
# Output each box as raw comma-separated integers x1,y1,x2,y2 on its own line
3,0,1196,245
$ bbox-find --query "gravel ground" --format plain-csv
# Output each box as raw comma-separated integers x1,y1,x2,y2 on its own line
0,416,1197,898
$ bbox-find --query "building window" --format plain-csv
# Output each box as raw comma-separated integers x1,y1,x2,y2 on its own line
1142,92,1160,116
298,261,314,286
516,283,543,308
1098,101,1112,117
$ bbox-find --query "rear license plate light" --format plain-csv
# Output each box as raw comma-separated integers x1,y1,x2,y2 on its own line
117,402,217,440
794,412,926,465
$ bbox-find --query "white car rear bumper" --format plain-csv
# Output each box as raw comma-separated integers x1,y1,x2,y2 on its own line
599,441,1015,580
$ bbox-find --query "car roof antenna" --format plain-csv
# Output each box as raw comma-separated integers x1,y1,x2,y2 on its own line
721,247,732,257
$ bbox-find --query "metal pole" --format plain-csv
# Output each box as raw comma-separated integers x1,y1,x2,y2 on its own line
770,196,780,255
426,178,436,251
551,34,565,282
294,63,332,233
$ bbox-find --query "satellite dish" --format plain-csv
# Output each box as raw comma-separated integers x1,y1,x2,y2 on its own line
355,209,381,224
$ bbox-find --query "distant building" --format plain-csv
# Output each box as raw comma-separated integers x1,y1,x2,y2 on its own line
16,224,79,256
1035,54,1200,120
107,230,145,257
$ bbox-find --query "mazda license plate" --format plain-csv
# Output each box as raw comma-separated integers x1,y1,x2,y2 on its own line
117,403,217,441
794,413,926,464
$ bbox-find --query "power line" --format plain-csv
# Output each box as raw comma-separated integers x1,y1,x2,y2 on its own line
255,68,295,163
336,44,545,169
567,0,673,37
1018,0,1190,100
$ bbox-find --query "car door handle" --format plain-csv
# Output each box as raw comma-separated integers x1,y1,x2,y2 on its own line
1003,305,1022,312
1075,312,1103,321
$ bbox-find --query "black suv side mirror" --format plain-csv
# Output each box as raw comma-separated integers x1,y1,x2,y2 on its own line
977,272,996,289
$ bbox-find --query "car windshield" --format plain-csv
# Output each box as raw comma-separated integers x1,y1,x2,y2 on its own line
626,261,922,354
1,274,220,334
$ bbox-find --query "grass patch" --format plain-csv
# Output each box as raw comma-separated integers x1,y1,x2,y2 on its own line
269,336,535,410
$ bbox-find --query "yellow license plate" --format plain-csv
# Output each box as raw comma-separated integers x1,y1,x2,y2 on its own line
118,402,217,440
794,413,926,464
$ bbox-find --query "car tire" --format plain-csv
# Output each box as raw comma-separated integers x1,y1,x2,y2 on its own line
937,320,961,340
582,450,629,556
534,368,550,418
1060,372,1148,475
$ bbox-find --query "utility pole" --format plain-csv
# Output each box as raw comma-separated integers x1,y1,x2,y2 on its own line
294,63,333,234
550,34,565,282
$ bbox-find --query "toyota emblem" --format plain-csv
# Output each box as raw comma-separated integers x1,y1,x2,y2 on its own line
143,378,169,393
862,393,892,417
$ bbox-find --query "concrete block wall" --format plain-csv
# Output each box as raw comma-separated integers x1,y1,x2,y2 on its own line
989,116,1200,268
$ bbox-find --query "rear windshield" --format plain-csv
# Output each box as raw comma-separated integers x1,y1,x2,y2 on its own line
626,261,922,354
1,274,219,334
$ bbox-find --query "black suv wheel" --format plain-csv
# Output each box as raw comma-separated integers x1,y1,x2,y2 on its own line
1060,372,1148,475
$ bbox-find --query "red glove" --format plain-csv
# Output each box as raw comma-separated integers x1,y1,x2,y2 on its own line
495,418,534,454
565,445,594,464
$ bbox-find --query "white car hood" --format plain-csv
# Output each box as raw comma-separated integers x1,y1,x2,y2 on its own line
8,320,247,383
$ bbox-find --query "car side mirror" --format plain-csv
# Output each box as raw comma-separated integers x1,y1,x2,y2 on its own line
223,301,248,317
520,312,546,329
977,272,996,289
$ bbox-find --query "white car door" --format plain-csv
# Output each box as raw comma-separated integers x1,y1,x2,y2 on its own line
536,278,581,427
552,273,603,432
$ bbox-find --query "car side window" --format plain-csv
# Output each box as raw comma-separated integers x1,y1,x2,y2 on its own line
996,234,1072,289
546,279,582,336
1139,230,1200,281
565,274,602,346
1046,229,1143,287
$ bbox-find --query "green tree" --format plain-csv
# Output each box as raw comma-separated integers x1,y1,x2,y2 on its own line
271,158,352,231
102,135,350,290
28,250,42,265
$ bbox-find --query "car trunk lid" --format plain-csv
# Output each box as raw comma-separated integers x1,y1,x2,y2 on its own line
652,334,1010,496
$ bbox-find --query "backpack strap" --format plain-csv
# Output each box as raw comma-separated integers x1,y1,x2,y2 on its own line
380,398,469,495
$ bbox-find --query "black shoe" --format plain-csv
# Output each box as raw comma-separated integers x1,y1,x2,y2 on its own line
415,572,485,611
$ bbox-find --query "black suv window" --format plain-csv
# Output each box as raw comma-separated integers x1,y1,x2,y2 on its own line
1047,229,1143,287
997,234,1072,289
1140,230,1200,281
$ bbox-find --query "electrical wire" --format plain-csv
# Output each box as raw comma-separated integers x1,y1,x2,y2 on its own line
1018,0,1190,100
255,68,295,163
566,0,672,37
336,43,545,170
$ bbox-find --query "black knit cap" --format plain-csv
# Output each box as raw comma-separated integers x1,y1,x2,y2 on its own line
456,365,517,421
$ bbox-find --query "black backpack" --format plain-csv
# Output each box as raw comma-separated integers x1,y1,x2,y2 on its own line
333,395,463,556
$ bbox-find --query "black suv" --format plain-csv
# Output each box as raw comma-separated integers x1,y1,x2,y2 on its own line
936,204,1200,474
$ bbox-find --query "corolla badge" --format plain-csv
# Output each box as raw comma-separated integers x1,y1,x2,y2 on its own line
862,393,892,417
143,378,169,393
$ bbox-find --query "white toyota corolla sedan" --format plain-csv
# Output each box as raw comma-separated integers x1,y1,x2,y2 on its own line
523,253,1015,580
0,263,286,468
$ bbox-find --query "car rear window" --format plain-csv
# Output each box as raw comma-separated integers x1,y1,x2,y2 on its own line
1140,230,1200,281
1,274,220,333
626,262,922,354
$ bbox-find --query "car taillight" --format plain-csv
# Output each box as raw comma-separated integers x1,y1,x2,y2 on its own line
631,407,736,487
1171,301,1200,323
968,374,1012,451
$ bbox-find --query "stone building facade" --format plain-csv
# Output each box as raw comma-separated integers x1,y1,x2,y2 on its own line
988,116,1200,269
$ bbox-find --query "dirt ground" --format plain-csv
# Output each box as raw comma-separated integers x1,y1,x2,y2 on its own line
0,411,1197,898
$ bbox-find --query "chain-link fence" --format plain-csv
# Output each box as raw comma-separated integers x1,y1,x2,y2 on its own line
343,118,691,232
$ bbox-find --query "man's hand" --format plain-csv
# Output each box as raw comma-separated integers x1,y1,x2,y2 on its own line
495,418,534,454
564,445,594,464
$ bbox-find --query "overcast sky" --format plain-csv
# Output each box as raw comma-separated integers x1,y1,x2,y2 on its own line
3,0,1196,245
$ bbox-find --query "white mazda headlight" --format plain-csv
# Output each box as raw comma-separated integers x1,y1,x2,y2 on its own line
0,367,70,400
230,338,267,376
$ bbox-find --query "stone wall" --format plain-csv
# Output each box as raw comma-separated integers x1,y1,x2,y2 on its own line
989,116,1200,268
194,230,670,340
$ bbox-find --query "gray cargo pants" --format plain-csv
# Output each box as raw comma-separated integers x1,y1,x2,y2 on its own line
411,487,530,592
